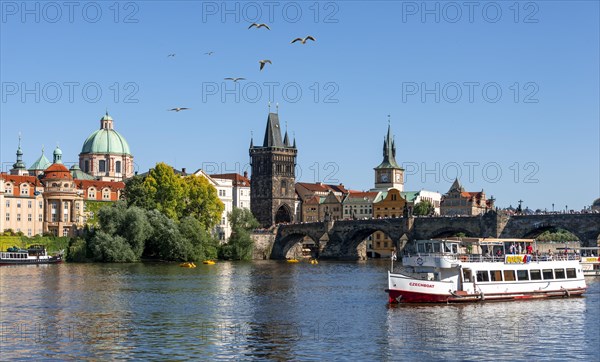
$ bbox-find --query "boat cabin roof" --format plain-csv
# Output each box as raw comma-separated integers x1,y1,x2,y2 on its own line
434,237,536,244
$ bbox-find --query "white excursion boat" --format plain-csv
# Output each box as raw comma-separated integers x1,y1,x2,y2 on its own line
387,238,587,303
576,247,600,276
0,245,63,265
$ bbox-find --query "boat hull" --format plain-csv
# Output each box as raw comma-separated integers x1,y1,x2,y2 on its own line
388,271,587,304
0,257,62,265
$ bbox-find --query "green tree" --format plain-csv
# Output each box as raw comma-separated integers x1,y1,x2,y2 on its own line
88,231,137,262
182,175,224,230
123,175,155,210
143,162,185,220
178,216,219,261
220,208,260,260
413,200,434,216
145,210,191,261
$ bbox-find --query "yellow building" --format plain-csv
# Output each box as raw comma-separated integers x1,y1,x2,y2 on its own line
372,189,406,257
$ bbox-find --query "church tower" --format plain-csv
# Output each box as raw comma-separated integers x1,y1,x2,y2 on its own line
10,135,28,176
249,108,297,227
374,120,404,191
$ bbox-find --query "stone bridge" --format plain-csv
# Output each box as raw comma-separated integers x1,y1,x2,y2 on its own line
270,212,600,260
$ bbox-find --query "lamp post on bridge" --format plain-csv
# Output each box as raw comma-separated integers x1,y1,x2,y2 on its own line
518,199,523,214
565,205,568,214
552,203,554,213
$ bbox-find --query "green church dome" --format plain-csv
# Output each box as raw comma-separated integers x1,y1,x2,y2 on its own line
80,112,131,155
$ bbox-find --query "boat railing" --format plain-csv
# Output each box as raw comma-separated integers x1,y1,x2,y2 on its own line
404,252,582,263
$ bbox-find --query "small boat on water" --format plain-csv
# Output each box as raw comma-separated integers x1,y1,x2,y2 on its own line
386,238,587,304
203,260,216,265
0,245,63,265
286,258,299,263
180,262,196,268
575,247,600,276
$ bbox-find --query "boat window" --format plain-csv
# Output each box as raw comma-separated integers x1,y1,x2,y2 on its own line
503,270,516,281
530,269,542,280
554,269,566,279
516,270,529,281
433,243,441,253
476,271,489,282
462,269,472,282
452,244,458,254
542,269,554,280
444,243,452,253
425,243,433,253
417,243,425,253
490,270,503,282
566,268,577,278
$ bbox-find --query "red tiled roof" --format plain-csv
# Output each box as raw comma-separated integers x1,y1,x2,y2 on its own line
0,173,39,186
210,173,250,186
347,191,379,199
296,182,348,194
74,180,125,190
42,164,73,180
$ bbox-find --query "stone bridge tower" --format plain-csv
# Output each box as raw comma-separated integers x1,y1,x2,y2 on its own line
250,108,297,227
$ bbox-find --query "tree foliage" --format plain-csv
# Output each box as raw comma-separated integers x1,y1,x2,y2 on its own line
536,229,579,242
413,200,435,216
219,208,259,260
123,163,224,229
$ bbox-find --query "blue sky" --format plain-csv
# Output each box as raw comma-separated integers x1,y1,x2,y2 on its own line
1,0,598,211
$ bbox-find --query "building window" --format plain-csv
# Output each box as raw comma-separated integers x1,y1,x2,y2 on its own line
17,201,21,208
5,183,13,194
116,161,122,173
27,229,32,236
39,201,43,209
5,213,9,221
52,214,57,222
221,217,226,225
102,189,111,200
64,202,69,210
38,214,42,222
84,160,89,173
28,214,32,222
17,214,21,221
99,160,106,173
88,188,96,199
63,228,69,237
64,213,68,221
28,201,32,208
5,200,9,208
21,186,29,195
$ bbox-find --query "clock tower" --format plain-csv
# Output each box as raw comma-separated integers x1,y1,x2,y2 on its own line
374,121,404,191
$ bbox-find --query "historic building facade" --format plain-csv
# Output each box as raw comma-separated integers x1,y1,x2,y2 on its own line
440,179,494,216
372,189,407,257
79,112,134,181
249,111,297,227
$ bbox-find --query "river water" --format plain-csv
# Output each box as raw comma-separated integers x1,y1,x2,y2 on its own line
0,261,598,361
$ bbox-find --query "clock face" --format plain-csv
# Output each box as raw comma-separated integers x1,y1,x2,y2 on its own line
396,174,401,182
381,173,389,182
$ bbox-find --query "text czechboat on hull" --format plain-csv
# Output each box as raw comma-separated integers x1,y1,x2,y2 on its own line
386,238,587,304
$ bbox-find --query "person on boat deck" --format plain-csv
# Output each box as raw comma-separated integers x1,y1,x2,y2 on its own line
510,243,516,254
548,249,554,260
517,243,523,254
526,244,533,255
496,249,503,258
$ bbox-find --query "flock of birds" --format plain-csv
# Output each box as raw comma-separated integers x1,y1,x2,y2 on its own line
167,23,316,112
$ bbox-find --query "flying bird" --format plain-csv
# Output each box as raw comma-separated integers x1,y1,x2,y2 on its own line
167,53,176,57
291,36,316,44
248,23,270,30
259,60,272,71
204,51,214,56
168,107,190,112
224,77,246,82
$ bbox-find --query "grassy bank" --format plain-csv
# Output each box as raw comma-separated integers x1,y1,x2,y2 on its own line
0,235,70,253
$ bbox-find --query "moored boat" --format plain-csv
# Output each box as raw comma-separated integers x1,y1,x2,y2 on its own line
576,247,600,276
386,238,587,304
0,245,63,265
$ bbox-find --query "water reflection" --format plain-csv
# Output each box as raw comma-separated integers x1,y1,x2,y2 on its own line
0,262,598,360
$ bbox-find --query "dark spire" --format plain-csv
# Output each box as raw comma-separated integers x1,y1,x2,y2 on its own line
262,112,284,147
12,133,26,170
250,131,254,148
293,132,297,148
375,118,401,170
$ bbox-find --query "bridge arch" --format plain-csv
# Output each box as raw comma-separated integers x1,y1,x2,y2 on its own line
272,232,321,259
342,227,399,259
427,227,478,240
520,224,582,242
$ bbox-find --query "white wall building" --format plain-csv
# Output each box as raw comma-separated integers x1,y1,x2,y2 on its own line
194,170,234,242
